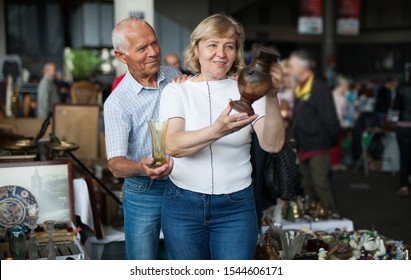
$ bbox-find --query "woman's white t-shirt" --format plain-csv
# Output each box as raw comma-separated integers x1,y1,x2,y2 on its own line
159,78,265,195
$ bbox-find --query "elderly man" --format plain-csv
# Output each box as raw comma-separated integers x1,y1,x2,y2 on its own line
288,49,340,214
104,17,180,260
37,62,59,118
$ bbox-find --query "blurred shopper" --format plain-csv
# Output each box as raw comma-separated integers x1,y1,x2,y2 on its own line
104,17,180,260
351,79,377,164
374,77,398,126
330,75,350,169
55,70,71,103
36,62,59,118
392,73,411,197
110,72,126,92
164,53,192,75
288,49,340,214
278,59,295,132
159,14,284,260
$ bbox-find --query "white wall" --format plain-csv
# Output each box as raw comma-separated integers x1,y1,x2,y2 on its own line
155,0,208,30
155,11,192,66
71,3,113,49
154,0,209,67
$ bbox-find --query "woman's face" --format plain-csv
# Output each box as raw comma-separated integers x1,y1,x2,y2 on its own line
197,36,236,80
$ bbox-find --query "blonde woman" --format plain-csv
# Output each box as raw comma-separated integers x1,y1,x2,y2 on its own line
159,14,284,260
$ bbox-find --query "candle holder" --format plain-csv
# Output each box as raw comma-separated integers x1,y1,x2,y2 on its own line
26,204,39,259
44,220,56,260
27,215,39,259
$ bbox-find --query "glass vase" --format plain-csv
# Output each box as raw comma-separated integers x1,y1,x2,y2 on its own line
147,119,169,168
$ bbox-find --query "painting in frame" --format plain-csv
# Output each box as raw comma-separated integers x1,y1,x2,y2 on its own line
0,160,74,226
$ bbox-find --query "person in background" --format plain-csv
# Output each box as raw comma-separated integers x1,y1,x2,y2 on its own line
159,14,284,260
110,72,126,92
104,17,180,260
164,53,192,75
55,70,71,103
374,77,398,126
278,58,295,133
330,75,350,170
351,79,377,163
37,62,59,118
287,49,340,214
392,72,411,197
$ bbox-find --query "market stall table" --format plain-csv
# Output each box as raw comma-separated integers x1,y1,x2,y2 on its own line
261,218,354,233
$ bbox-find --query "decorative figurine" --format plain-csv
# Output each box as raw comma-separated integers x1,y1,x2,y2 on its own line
359,246,367,260
264,228,280,260
395,240,404,260
318,248,328,260
349,233,361,260
373,236,386,259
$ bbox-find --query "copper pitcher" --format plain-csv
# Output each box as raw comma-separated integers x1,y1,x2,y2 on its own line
231,45,280,116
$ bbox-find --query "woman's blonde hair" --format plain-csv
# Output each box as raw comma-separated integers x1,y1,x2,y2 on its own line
183,13,245,76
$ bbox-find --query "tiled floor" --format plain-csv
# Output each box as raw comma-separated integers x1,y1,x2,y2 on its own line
332,169,411,244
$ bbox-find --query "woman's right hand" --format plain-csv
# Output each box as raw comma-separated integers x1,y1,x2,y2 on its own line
212,101,258,137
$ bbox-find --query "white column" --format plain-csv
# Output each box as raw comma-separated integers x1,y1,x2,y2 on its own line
112,0,154,75
114,0,154,27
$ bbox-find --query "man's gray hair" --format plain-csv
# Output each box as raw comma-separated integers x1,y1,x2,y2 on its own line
290,49,315,70
112,17,147,53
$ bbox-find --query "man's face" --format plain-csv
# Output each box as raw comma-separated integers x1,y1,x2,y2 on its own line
287,56,304,82
120,23,161,79
165,55,181,70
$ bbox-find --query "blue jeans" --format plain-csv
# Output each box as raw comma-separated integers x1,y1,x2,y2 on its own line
123,176,167,260
161,180,258,260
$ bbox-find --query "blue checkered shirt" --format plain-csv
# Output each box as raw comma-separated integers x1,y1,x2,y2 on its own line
104,66,180,162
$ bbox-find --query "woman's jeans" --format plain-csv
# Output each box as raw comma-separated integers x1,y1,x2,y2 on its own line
123,176,167,260
161,180,258,260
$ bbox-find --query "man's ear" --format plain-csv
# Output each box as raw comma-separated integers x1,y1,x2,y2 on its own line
114,50,127,64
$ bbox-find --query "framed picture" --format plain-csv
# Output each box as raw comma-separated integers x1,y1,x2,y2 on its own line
0,160,74,226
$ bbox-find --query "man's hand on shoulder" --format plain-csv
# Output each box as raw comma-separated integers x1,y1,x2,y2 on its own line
172,74,192,83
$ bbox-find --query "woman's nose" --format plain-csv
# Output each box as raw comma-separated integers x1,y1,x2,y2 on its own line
216,46,226,58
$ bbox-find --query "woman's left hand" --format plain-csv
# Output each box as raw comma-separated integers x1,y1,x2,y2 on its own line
268,63,284,97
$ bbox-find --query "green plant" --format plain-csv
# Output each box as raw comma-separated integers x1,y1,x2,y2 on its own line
65,48,101,80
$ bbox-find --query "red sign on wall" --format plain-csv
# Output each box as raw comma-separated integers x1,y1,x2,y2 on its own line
298,0,323,34
337,0,360,35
